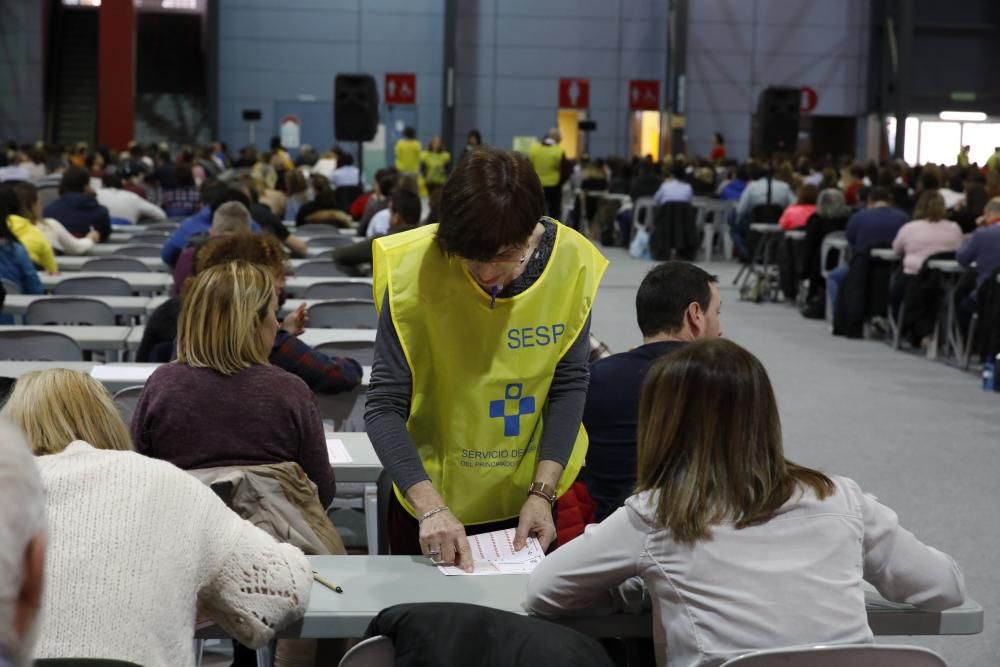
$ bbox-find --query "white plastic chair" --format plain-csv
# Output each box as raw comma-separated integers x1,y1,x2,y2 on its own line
0,330,84,361
720,643,948,667
304,281,373,299
82,257,152,273
337,635,393,667
25,297,117,326
296,261,352,278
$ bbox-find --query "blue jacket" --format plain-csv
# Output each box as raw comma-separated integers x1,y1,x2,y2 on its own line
160,206,262,267
42,192,112,241
0,241,43,323
957,223,1000,290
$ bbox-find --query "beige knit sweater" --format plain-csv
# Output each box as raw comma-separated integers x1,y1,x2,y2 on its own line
34,441,312,667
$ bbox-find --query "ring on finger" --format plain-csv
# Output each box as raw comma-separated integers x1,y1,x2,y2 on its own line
427,550,441,558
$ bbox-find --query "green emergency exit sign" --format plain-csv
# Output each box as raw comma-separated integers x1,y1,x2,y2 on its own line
950,91,976,102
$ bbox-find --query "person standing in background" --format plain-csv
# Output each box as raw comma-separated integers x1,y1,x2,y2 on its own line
529,129,565,220
710,132,727,162
421,136,451,196
395,127,422,177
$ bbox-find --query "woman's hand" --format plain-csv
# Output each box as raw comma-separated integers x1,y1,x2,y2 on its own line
419,509,474,572
514,495,556,552
281,303,308,336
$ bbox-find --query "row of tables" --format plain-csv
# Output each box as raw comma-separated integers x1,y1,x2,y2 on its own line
34,272,372,298
4,295,372,319
0,325,376,356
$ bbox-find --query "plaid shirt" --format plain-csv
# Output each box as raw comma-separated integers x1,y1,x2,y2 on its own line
270,330,363,394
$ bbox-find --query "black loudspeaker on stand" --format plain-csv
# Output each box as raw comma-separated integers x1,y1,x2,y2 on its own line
753,87,800,158
335,74,379,143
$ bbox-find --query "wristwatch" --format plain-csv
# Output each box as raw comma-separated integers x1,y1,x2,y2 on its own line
528,481,556,505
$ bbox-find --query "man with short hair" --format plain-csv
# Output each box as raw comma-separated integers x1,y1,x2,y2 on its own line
653,163,693,205
580,261,722,520
825,186,909,311
171,199,252,294
0,420,46,667
957,196,1000,292
160,180,262,267
333,189,421,275
42,166,112,241
95,173,166,224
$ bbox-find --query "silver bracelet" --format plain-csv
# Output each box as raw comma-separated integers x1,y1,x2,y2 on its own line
418,505,449,525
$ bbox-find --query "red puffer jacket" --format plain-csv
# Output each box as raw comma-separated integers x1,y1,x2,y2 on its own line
555,481,596,544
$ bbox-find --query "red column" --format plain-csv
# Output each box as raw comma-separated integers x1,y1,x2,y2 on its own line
97,0,135,150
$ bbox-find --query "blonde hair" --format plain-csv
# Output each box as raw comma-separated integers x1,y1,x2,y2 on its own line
177,260,274,375
0,369,133,455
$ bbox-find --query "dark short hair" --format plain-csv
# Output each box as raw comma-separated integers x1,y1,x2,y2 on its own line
403,126,416,140
867,186,891,203
435,146,543,261
636,261,718,337
199,179,229,208
102,173,122,189
59,166,90,194
390,189,421,226
210,187,251,215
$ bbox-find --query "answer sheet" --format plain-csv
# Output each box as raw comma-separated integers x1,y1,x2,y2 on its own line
326,438,353,463
438,527,545,576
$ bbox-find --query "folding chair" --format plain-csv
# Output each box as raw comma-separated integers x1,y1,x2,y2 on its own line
304,281,373,299
309,235,356,249
82,257,152,273
296,224,349,238
296,261,351,278
25,297,117,326
130,232,170,244
113,244,163,258
719,643,947,667
112,385,145,424
316,340,375,366
53,276,133,297
143,222,180,232
0,330,84,361
307,299,377,329
337,635,393,667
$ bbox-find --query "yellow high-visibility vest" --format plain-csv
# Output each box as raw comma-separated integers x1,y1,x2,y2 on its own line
373,223,607,524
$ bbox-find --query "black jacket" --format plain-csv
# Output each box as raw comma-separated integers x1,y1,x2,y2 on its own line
900,251,956,343
833,242,893,338
976,267,1000,362
649,201,698,261
365,602,615,667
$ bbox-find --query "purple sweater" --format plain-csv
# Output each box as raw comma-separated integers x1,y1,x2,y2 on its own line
130,363,335,506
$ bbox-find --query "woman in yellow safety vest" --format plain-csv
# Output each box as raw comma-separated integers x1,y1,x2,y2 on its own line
367,147,607,571
421,135,451,196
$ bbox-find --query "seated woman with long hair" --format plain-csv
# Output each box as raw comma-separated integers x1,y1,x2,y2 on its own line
525,339,965,667
131,260,336,507
1,369,311,667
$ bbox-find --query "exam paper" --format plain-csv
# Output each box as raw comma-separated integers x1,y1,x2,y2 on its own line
438,528,545,576
326,438,353,464
90,364,158,383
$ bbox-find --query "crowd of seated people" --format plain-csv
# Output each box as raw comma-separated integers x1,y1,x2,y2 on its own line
0,135,987,666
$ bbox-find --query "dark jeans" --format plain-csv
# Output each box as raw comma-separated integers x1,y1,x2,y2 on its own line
543,186,563,221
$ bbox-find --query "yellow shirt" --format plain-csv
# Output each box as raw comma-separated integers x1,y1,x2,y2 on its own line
528,142,564,187
395,139,423,174
420,150,451,185
7,215,58,273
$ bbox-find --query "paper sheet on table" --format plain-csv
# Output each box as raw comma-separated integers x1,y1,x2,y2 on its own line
326,438,353,464
90,365,158,383
438,528,545,575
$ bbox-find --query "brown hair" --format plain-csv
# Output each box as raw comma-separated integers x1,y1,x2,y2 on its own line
635,339,834,545
1,369,133,455
194,232,287,278
913,190,947,222
435,146,543,262
285,168,307,196
176,260,275,375
796,183,819,205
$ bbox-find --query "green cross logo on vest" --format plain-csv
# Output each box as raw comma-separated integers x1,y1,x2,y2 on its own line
489,383,536,436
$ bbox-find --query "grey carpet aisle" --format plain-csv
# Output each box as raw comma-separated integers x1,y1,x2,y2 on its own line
591,248,999,667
